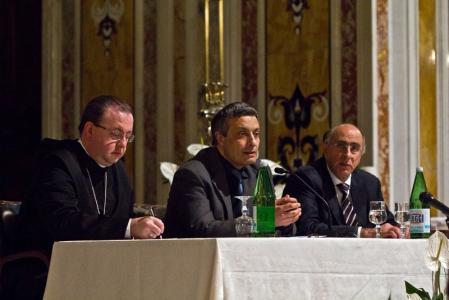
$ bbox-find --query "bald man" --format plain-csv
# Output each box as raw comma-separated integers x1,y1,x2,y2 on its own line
283,124,401,238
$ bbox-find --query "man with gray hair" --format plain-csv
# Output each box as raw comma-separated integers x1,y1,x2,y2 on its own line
283,123,401,238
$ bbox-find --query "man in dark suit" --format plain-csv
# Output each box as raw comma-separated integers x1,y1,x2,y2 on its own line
283,123,401,238
164,102,301,238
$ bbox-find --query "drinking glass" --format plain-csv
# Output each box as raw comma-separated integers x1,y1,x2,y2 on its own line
368,201,387,238
234,196,254,237
394,202,409,239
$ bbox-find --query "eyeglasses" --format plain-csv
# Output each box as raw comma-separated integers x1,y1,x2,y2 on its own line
93,123,135,143
333,141,362,154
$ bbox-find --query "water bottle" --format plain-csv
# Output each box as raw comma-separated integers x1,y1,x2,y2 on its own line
409,166,430,238
252,166,275,236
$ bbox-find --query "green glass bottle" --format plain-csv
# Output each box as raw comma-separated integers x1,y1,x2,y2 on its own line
409,166,430,239
252,166,275,237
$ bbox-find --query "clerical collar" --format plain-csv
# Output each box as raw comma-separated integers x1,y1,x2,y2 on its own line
78,139,107,168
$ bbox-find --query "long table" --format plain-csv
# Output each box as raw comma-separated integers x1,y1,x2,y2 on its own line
44,238,433,299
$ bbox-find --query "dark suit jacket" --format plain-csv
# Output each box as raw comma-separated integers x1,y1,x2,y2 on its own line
283,157,395,237
18,139,133,253
164,147,259,238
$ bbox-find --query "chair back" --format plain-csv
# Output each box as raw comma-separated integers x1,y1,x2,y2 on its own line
0,201,21,256
0,201,50,298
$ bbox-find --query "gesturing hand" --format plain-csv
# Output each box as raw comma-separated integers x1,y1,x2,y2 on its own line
275,194,301,227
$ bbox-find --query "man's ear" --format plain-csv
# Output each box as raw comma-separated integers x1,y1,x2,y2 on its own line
215,131,225,146
322,141,328,156
83,122,94,138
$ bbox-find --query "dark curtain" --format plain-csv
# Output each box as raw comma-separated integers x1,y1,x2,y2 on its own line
0,0,42,201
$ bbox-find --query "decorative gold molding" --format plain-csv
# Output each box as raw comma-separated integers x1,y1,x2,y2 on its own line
201,0,226,144
204,0,224,83
42,0,62,139
90,0,124,56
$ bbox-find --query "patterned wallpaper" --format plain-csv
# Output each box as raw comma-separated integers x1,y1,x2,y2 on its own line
143,0,158,203
266,0,330,171
341,0,357,124
62,1,76,138
241,0,258,108
376,0,390,203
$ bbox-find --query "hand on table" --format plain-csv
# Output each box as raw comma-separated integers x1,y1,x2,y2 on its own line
361,223,402,238
131,216,164,239
275,194,301,227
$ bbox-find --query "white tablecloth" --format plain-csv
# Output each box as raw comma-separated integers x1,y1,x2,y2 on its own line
44,238,433,300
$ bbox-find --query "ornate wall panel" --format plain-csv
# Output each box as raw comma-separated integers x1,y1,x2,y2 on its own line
266,0,330,171
241,0,258,108
174,1,187,163
341,0,357,124
419,0,437,196
143,1,158,202
61,1,76,138
376,0,390,202
81,0,135,183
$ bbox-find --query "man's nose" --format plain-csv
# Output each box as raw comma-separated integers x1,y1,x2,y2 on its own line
117,136,128,147
342,146,353,157
248,134,258,146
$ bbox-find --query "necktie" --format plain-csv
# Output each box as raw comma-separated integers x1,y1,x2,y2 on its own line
232,175,244,218
337,183,358,226
237,177,244,196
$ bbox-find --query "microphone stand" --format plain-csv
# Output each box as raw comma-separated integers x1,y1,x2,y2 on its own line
274,167,333,232
419,192,449,231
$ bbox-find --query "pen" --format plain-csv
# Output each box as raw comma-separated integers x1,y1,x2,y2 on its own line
149,207,163,239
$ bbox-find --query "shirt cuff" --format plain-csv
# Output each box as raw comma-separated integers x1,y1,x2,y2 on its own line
357,226,362,238
125,219,132,239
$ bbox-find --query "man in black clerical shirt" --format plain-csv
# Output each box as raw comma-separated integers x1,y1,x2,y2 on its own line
2,96,164,298
19,95,164,252
6,96,164,298
164,101,301,238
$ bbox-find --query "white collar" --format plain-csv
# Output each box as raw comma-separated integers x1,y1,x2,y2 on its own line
326,164,352,187
77,139,107,168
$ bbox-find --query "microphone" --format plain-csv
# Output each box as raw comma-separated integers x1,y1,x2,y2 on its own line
274,167,333,229
419,192,449,217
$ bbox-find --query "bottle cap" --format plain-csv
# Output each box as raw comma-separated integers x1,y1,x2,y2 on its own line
417,166,424,172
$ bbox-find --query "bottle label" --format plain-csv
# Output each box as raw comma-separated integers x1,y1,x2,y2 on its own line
409,208,430,234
